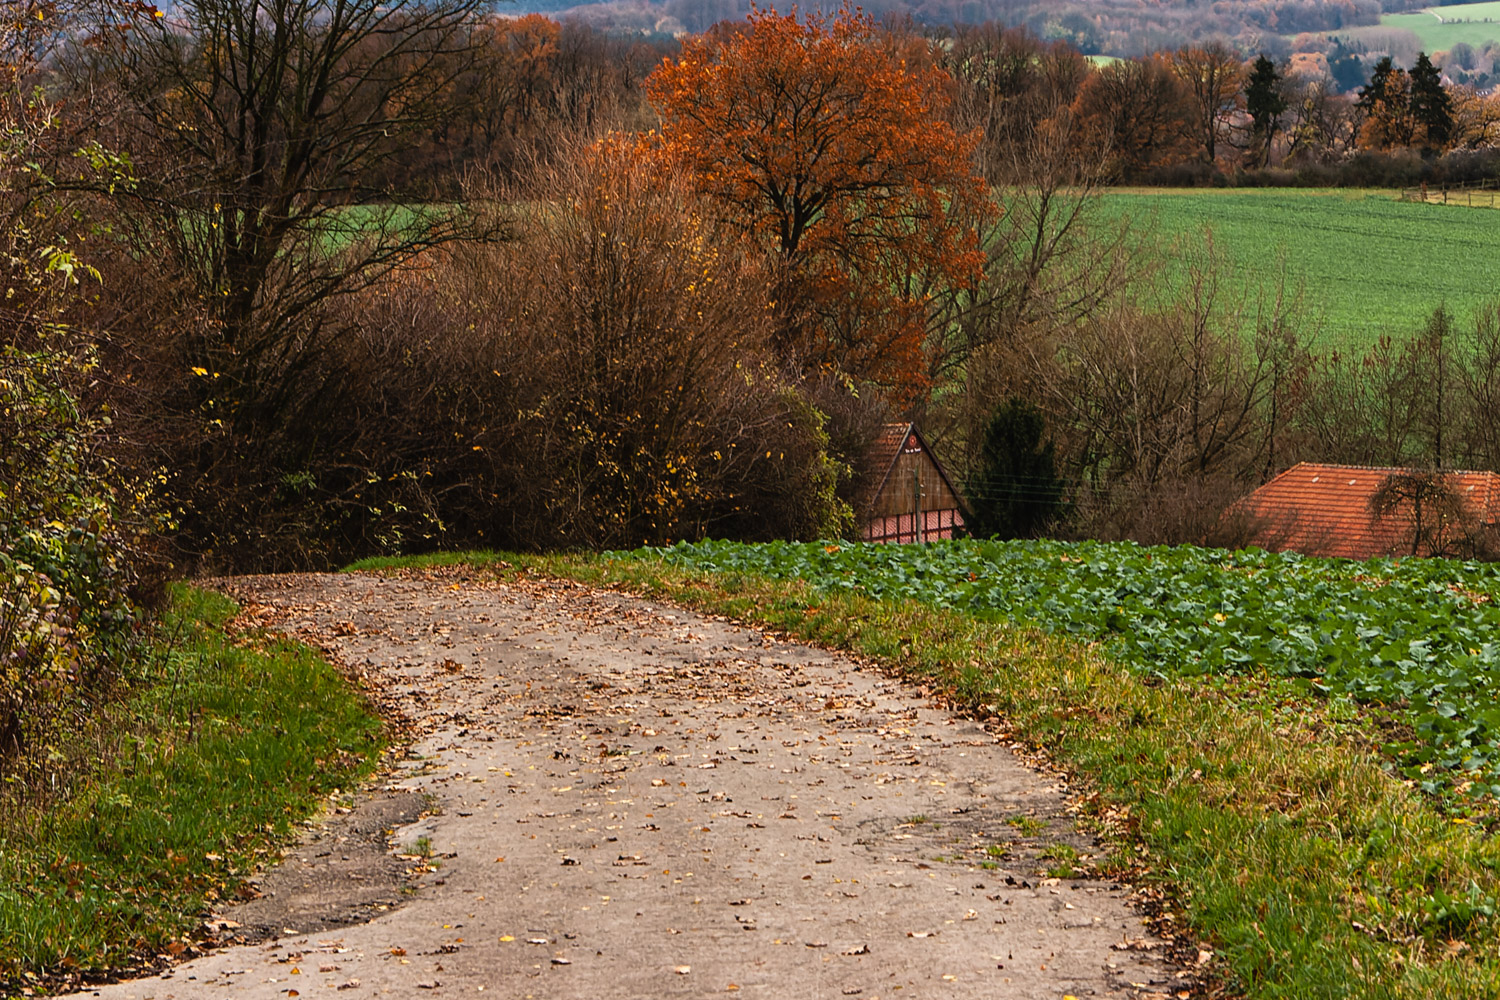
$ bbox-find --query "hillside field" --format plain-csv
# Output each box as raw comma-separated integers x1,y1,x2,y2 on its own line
1380,2,1500,51
1099,188,1500,346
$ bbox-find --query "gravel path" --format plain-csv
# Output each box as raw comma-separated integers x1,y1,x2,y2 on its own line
64,571,1186,1000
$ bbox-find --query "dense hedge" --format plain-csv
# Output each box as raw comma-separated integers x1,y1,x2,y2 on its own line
0,349,155,779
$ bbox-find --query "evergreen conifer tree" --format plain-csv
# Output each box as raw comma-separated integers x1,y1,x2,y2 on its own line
1245,55,1287,166
1409,52,1454,151
965,399,1064,540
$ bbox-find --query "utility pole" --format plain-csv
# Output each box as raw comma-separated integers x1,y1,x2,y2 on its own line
914,466,924,543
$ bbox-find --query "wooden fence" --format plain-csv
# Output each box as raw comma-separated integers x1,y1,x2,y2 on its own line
1399,178,1500,208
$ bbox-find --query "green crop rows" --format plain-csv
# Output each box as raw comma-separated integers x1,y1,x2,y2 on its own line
644,538,1500,798
1101,189,1500,348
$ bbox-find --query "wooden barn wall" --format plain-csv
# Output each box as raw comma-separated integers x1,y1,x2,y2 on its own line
871,449,962,520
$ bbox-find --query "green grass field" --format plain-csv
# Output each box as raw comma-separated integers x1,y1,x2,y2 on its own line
1381,3,1500,51
1100,188,1500,347
1311,4,1500,56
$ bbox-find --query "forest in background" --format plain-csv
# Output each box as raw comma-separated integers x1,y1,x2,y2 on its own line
535,0,1500,84
534,0,1407,58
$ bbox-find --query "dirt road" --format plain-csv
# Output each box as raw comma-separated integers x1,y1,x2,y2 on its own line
66,571,1186,1000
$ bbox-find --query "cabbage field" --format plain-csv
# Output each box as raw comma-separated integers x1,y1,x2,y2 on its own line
645,538,1500,797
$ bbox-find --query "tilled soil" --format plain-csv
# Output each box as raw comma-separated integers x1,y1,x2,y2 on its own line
63,571,1190,1000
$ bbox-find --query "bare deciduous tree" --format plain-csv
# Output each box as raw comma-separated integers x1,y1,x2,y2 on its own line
1169,42,1244,164
74,0,497,359
1369,471,1490,558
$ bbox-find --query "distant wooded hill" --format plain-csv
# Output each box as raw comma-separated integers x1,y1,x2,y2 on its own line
515,0,1418,58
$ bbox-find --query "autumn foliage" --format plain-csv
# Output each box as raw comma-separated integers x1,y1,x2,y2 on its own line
645,5,991,401
1070,56,1195,179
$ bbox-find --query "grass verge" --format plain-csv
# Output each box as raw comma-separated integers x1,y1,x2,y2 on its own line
497,550,1500,1000
343,550,514,573
0,584,384,995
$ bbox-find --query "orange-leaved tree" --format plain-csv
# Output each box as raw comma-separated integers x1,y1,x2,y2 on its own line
645,5,991,403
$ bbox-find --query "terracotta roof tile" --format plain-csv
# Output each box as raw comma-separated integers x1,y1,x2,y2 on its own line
1230,462,1500,559
868,422,912,469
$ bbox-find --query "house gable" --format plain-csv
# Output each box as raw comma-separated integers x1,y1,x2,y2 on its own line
860,423,968,543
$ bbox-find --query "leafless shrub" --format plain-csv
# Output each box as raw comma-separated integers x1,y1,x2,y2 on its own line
311,141,853,555
1368,471,1496,559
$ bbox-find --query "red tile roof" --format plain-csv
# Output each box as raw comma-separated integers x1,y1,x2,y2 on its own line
868,423,912,467
1230,462,1500,559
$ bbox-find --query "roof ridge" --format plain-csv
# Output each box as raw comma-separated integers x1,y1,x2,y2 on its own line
1287,462,1500,476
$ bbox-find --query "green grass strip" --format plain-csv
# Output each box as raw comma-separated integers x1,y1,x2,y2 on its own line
0,584,384,992
514,551,1500,1000
344,550,513,573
